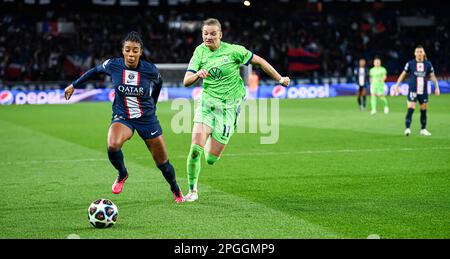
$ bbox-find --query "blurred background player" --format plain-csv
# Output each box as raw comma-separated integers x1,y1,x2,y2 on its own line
182,18,290,202
394,45,440,136
369,57,389,115
354,58,369,111
64,31,185,203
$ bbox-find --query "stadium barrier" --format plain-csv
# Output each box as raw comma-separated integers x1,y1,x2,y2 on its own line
0,81,448,105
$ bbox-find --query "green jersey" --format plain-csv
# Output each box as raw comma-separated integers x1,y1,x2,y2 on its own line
369,66,387,88
187,41,253,100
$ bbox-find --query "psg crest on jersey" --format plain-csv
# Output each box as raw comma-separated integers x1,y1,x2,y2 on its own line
123,70,140,86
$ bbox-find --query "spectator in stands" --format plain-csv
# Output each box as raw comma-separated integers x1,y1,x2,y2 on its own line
0,3,448,83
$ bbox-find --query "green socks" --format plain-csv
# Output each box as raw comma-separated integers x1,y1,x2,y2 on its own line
186,141,222,191
187,144,204,191
371,95,377,112
371,96,389,112
205,152,219,165
380,96,389,108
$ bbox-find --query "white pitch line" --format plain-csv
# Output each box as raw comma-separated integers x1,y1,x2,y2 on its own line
2,146,449,166
0,158,108,166
212,146,450,157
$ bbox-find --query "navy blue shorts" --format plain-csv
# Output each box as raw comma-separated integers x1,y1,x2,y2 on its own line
407,92,428,104
111,117,163,140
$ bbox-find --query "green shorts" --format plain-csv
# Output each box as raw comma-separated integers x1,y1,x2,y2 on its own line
371,84,386,95
193,95,243,145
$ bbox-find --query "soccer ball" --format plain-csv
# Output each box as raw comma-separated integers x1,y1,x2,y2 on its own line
87,198,118,228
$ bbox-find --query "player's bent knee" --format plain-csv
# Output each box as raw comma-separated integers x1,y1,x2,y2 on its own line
189,144,204,160
108,139,124,151
191,150,199,159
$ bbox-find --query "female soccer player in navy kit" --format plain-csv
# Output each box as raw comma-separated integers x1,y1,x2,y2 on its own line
354,58,369,111
394,45,440,136
64,32,185,203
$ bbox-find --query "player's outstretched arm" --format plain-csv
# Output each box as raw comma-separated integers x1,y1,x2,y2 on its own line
430,72,440,96
65,66,100,100
250,54,290,87
183,70,210,87
394,71,408,95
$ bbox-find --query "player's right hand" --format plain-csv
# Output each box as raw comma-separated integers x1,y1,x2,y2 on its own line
64,84,74,100
196,69,210,79
435,88,441,96
279,77,290,87
393,84,399,96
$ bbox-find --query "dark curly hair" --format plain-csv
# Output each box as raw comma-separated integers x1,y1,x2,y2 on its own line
121,31,144,49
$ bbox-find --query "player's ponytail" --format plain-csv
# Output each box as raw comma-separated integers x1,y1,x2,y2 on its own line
122,31,144,49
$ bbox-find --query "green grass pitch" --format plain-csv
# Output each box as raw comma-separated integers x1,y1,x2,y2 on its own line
0,95,449,239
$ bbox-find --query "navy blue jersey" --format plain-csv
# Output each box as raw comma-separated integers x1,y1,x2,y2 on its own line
354,67,369,87
403,59,434,95
72,58,162,121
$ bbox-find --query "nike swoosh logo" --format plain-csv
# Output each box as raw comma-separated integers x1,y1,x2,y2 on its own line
151,131,159,135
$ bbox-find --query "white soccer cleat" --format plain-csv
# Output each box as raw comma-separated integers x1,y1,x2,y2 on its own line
384,107,389,114
420,129,432,136
404,128,411,136
184,190,198,202
370,110,376,115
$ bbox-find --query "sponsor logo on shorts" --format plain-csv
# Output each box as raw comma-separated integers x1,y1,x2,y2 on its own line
113,115,125,121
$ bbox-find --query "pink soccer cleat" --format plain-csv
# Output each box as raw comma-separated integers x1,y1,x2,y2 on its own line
112,175,128,194
172,190,185,203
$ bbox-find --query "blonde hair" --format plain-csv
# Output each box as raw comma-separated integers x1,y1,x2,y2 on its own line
203,18,222,31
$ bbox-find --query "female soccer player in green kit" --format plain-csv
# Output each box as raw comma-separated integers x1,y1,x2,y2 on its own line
369,57,389,115
182,18,290,202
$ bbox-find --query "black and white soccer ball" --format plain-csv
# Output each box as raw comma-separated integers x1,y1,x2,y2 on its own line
87,198,118,228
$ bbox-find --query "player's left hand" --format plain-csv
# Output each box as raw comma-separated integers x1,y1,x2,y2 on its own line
279,77,290,87
435,88,440,96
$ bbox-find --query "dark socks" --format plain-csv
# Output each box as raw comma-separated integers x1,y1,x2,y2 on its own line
357,96,361,106
420,109,427,129
107,148,128,181
362,96,366,108
157,160,180,193
405,108,414,128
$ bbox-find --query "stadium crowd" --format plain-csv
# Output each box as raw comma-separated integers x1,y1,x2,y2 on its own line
1,2,449,83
